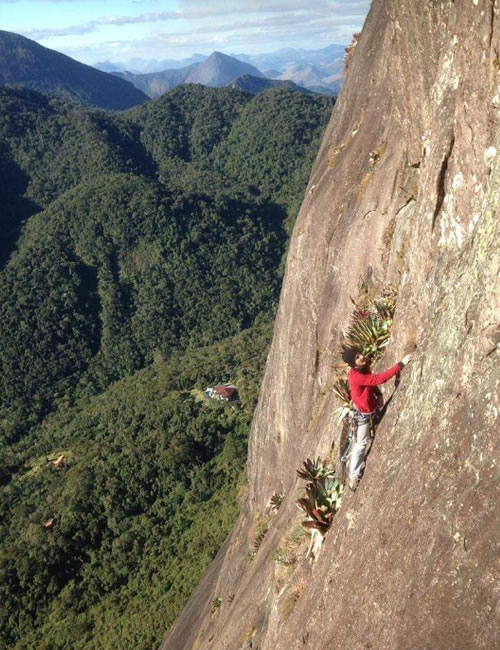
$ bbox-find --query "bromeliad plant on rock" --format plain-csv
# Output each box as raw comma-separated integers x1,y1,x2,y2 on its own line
332,284,398,419
269,490,286,513
331,377,353,422
297,477,344,532
296,457,336,482
296,459,344,533
343,284,397,362
343,314,391,361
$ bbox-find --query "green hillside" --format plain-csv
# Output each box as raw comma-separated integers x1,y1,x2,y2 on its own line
227,73,313,96
0,84,333,647
0,30,148,110
0,323,272,648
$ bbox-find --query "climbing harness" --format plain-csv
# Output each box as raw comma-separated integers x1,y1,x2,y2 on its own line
339,408,377,485
340,411,356,464
340,410,375,463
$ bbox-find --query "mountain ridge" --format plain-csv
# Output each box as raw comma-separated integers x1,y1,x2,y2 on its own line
0,30,148,110
95,53,207,74
98,44,347,76
108,46,344,97
113,51,266,98
226,74,314,95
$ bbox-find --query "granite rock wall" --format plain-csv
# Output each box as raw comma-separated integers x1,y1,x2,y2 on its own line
162,2,499,648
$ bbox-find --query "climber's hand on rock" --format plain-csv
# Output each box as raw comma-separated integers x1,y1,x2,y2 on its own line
401,354,412,366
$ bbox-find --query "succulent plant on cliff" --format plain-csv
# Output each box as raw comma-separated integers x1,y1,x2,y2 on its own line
296,457,336,482
332,377,353,421
369,285,397,318
253,516,270,552
211,597,222,614
322,477,344,509
371,298,394,321
269,490,286,513
343,314,392,360
297,475,344,532
344,31,361,72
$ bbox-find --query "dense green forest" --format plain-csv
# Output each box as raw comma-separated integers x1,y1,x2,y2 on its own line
0,84,333,648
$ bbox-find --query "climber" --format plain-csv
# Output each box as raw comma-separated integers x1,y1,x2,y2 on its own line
341,349,412,491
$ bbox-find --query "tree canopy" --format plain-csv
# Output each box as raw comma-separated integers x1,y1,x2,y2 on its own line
0,83,333,647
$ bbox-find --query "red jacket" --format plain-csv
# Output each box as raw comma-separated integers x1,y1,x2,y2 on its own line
348,363,403,414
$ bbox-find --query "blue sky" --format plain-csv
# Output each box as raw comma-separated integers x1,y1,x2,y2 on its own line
0,0,370,64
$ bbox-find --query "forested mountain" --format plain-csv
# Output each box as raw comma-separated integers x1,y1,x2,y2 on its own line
0,30,148,109
114,51,266,98
186,51,265,86
1,323,273,649
227,74,313,95
0,84,333,648
115,66,199,98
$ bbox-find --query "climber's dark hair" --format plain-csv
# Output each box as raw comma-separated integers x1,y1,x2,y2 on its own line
342,348,359,368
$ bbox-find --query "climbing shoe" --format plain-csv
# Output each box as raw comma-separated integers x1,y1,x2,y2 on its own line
349,477,359,492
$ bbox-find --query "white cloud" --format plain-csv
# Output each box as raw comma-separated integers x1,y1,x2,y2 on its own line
177,0,370,14
17,0,370,62
22,24,96,38
21,0,369,38
0,0,100,3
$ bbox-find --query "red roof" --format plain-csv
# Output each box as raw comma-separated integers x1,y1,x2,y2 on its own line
214,385,236,399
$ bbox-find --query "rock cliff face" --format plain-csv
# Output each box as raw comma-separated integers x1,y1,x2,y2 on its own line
161,1,499,648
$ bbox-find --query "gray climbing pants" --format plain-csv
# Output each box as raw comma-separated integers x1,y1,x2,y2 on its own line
349,411,373,480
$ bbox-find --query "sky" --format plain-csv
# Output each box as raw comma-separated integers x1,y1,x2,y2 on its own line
0,0,370,64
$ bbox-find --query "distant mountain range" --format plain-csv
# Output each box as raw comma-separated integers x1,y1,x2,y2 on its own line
0,31,344,109
276,62,343,94
97,44,346,76
99,44,346,97
95,54,207,74
233,44,347,73
0,30,148,110
113,51,266,98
